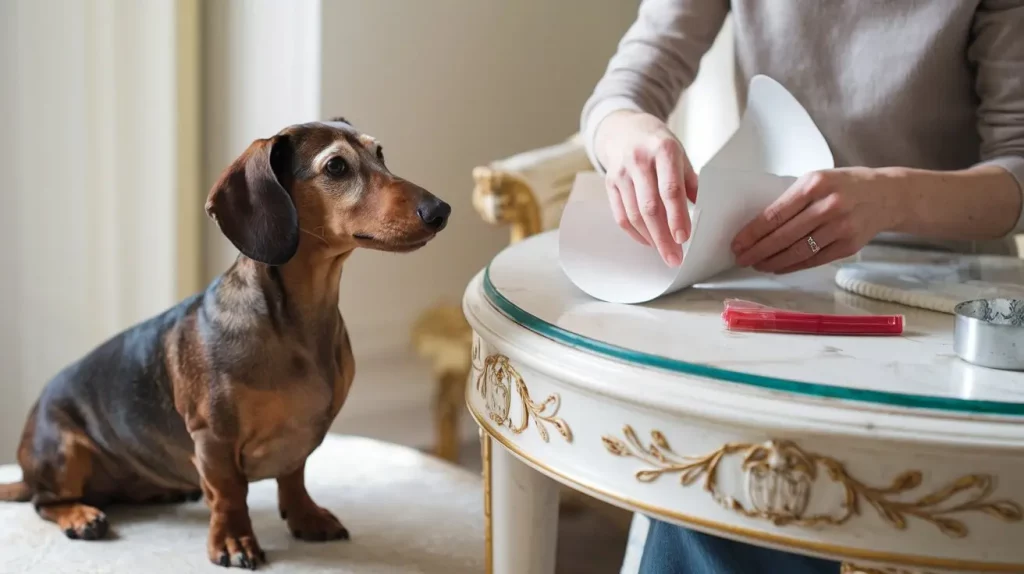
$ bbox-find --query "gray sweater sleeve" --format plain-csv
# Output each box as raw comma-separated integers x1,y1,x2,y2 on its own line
969,0,1024,234
580,0,729,172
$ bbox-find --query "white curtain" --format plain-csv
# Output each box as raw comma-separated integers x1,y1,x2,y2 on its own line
201,0,322,277
0,0,202,462
0,0,323,463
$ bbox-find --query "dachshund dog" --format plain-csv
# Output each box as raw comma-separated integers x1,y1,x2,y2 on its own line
0,118,450,569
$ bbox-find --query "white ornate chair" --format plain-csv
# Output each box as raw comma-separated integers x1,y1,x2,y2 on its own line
411,134,592,464
412,133,651,573
412,133,589,460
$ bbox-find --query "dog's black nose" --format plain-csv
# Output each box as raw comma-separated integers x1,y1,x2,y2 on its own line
417,197,451,231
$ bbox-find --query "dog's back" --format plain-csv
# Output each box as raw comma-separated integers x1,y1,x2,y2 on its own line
19,294,205,504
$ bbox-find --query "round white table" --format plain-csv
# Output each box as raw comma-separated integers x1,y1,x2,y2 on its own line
463,231,1024,574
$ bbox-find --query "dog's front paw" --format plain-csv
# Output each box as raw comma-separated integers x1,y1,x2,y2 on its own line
284,505,349,542
208,526,266,570
54,504,109,541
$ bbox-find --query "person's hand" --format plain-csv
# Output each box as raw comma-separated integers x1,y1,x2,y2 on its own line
731,167,905,274
595,110,698,267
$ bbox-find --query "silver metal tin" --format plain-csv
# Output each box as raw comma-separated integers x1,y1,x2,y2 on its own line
953,298,1024,370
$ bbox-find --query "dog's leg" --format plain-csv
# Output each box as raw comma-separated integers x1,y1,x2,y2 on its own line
277,462,349,542
194,432,264,569
33,430,109,541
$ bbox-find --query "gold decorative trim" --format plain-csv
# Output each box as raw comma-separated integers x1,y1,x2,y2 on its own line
481,430,493,574
602,426,1022,539
472,348,572,443
471,167,542,244
467,402,1024,571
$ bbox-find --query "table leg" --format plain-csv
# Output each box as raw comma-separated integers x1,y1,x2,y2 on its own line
488,438,559,574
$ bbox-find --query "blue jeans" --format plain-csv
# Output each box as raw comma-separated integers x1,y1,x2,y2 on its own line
638,520,839,574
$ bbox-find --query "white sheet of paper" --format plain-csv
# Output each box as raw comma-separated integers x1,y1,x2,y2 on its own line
558,75,835,304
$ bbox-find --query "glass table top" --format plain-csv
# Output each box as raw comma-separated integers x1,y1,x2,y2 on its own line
483,232,1024,416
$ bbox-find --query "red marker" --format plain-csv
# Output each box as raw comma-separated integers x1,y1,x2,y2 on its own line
722,299,904,336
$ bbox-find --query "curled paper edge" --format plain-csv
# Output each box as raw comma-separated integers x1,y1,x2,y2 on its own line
558,75,834,304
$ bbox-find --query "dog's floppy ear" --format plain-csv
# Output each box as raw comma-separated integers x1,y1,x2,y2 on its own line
205,135,299,265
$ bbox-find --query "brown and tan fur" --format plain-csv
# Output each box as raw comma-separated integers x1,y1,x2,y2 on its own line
0,118,450,569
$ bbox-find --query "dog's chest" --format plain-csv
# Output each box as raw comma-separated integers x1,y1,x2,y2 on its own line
232,323,354,481
237,374,338,481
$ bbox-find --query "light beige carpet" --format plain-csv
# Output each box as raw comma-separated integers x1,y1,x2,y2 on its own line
0,435,483,574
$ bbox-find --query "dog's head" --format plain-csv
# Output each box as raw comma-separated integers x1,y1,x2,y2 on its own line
205,118,450,265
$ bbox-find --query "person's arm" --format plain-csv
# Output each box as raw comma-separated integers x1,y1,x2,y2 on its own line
580,0,730,172
889,166,1020,240
580,0,729,266
897,0,1024,239
730,163,1023,275
732,0,1024,273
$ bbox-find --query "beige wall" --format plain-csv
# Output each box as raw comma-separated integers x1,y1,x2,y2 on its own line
320,1,637,445
0,0,639,461
321,0,637,358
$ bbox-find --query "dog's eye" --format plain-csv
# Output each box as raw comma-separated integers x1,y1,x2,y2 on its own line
376,146,385,163
325,157,348,177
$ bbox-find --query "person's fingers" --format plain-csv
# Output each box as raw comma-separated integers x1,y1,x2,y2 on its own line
630,161,681,266
731,171,832,256
605,177,648,246
617,172,654,246
752,219,842,273
735,193,839,268
654,142,692,245
773,238,861,275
